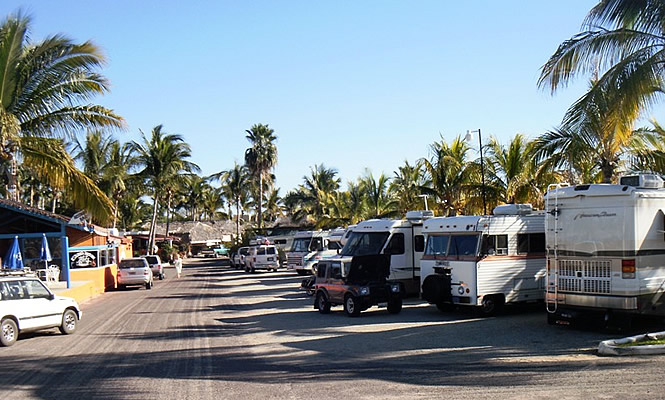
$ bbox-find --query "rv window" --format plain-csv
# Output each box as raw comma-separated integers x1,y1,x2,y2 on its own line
448,235,480,257
517,233,546,254
341,232,390,256
291,238,311,252
481,235,507,256
310,237,324,251
274,239,286,245
386,233,405,255
414,235,425,252
425,235,449,256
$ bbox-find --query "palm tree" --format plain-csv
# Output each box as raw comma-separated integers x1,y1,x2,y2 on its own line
485,134,543,204
539,0,665,108
244,123,277,229
74,131,116,184
421,136,473,216
390,160,426,214
130,125,199,254
0,12,125,222
358,170,398,219
285,164,340,225
219,162,249,245
102,142,138,229
262,188,284,224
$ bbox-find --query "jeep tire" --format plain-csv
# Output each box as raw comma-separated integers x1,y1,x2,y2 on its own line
316,292,331,314
344,294,361,317
387,298,402,314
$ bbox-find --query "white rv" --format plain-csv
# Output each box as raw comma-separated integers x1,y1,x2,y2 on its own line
545,174,665,326
420,204,546,316
337,211,431,295
286,230,344,275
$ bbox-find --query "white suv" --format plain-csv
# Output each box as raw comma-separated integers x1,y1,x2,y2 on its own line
0,274,81,347
117,258,154,290
245,245,279,273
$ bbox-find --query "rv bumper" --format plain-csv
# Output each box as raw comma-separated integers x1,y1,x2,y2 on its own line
546,292,638,310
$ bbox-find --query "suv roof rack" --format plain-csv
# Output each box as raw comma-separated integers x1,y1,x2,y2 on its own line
0,268,36,277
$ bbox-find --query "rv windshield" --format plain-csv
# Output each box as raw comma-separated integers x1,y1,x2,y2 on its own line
341,232,390,256
291,237,312,252
424,234,480,257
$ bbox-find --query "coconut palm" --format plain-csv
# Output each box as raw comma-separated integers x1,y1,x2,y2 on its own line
390,160,427,214
244,123,277,229
130,125,199,253
358,170,398,219
219,162,249,245
421,135,473,216
539,0,665,125
286,164,341,225
0,12,124,222
263,188,284,224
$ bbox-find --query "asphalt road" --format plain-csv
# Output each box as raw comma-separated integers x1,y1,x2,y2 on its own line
1,258,665,400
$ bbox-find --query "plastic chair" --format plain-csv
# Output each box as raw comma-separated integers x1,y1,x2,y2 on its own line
46,265,60,283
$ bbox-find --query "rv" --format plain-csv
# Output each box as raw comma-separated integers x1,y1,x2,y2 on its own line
420,204,546,316
286,230,344,275
337,211,431,295
545,174,665,326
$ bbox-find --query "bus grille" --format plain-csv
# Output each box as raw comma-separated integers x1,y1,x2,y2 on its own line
287,255,303,266
557,259,611,294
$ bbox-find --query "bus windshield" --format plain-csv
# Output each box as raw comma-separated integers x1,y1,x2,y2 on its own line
425,234,480,257
341,232,390,256
290,237,312,252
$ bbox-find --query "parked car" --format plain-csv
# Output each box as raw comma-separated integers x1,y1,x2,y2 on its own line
141,255,165,280
245,244,279,273
200,246,228,258
117,258,153,290
0,273,81,347
314,255,403,317
231,247,250,269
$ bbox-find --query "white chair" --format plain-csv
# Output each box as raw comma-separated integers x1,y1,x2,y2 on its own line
46,265,60,283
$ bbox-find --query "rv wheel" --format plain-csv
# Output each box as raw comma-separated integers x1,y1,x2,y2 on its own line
436,302,454,312
478,295,503,317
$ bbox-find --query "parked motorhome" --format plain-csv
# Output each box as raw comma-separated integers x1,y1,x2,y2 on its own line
286,229,344,275
337,211,431,295
420,204,546,316
545,174,665,326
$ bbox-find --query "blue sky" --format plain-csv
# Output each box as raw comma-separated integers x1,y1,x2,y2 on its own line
3,0,642,194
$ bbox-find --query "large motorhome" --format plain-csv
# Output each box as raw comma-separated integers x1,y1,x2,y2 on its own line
337,211,431,295
286,230,344,275
545,174,665,326
420,204,546,316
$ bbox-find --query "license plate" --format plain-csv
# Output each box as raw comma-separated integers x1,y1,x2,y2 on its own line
267,257,274,261
129,272,136,275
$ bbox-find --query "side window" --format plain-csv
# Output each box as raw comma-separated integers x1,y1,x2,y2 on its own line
310,237,324,251
387,233,405,255
24,280,51,299
0,282,9,301
6,281,26,299
317,263,327,278
495,235,508,255
414,235,425,252
481,235,508,256
517,233,546,254
331,263,342,279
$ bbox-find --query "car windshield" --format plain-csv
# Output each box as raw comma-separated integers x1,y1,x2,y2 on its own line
341,232,390,256
119,260,146,269
144,256,159,264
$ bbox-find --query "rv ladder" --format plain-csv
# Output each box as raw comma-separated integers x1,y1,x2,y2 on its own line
546,183,569,313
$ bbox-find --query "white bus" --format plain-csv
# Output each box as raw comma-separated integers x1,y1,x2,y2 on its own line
546,174,665,326
420,204,546,316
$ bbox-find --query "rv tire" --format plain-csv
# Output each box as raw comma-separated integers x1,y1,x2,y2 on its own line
436,302,454,312
387,298,402,314
478,295,503,317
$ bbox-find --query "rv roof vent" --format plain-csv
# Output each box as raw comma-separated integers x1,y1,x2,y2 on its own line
619,174,664,189
493,204,533,215
405,210,434,223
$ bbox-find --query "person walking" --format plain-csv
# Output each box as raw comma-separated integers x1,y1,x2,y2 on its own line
174,252,183,278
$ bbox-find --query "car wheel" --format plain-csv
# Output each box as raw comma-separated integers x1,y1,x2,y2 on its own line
387,298,402,314
344,295,361,317
244,266,250,273
0,318,18,347
146,280,152,290
59,309,78,335
316,292,331,314
117,284,125,291
159,273,164,280
296,270,306,276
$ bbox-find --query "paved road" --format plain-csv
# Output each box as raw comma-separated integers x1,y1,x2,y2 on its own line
1,258,664,399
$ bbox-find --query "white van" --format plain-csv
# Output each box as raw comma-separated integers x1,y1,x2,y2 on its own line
245,244,279,273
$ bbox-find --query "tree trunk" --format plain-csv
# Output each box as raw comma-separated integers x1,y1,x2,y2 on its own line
112,198,119,230
165,193,172,241
236,198,240,245
148,193,159,254
258,174,263,230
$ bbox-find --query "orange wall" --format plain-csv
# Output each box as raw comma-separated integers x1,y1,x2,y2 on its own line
69,264,118,292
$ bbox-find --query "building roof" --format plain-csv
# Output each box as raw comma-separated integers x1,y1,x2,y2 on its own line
154,220,240,243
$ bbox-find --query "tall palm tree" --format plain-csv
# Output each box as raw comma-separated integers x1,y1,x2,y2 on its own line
73,130,116,184
285,164,340,224
102,142,138,229
130,125,199,253
485,134,543,204
262,188,284,224
219,162,249,245
0,13,125,222
244,123,277,230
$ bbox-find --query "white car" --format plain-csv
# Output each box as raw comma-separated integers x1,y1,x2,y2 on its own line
117,258,154,290
0,274,81,347
245,244,279,273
